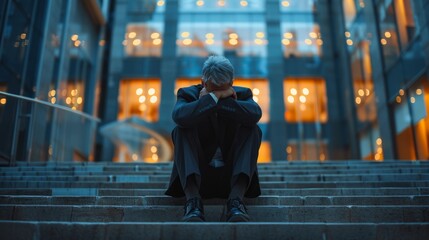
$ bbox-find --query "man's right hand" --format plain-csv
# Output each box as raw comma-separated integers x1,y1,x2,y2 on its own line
214,87,237,100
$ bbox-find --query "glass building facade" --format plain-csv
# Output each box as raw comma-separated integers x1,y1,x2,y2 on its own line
1,0,428,163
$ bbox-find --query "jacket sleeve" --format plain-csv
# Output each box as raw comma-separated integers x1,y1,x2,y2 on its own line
172,88,217,128
217,88,262,126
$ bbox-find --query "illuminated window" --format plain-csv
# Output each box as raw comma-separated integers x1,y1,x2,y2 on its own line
394,0,419,49
258,141,271,163
283,78,328,123
124,23,164,57
377,0,400,68
281,23,323,57
58,82,85,111
359,127,384,161
286,140,328,161
118,79,161,122
176,78,270,123
393,79,429,160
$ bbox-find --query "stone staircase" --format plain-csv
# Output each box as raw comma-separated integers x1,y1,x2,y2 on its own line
0,160,428,239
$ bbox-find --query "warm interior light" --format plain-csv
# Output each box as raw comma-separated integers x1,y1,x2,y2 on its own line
309,32,318,39
151,32,160,39
139,96,146,103
355,97,362,104
287,96,295,103
0,98,7,105
229,33,238,39
376,138,383,145
410,97,416,103
151,146,158,153
305,39,312,45
256,32,264,38
148,88,156,95
253,96,259,102
128,32,136,39
136,88,143,95
157,0,165,6
380,38,387,45
196,0,204,6
181,32,190,38
345,32,351,38
76,97,83,104
316,39,323,45
299,96,307,103
302,88,309,95
153,39,162,45
183,38,192,45
150,96,158,103
229,39,238,45
284,32,293,39
240,1,248,7
358,89,365,97
281,1,290,7
399,89,405,96
254,39,263,45
396,96,402,103
416,89,422,95
347,39,353,46
71,34,79,41
282,39,290,45
252,88,260,95
218,0,225,7
205,39,214,45
132,39,141,46
205,33,214,39
290,88,297,96
384,31,392,38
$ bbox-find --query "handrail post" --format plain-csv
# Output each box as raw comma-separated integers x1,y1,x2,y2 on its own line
10,100,22,167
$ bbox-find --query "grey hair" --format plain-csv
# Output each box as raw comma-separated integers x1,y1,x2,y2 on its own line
201,55,234,86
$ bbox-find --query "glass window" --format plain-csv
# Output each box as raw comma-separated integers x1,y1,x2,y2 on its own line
118,79,161,122
394,0,419,49
280,0,323,58
177,0,267,77
359,126,384,161
286,140,328,161
123,2,165,57
377,0,401,68
283,78,328,123
391,79,429,160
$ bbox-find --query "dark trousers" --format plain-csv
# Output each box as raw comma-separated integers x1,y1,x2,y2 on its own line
165,115,262,199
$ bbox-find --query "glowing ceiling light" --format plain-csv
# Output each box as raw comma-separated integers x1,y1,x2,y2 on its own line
284,32,293,39
229,33,238,39
240,1,248,7
183,38,192,45
196,0,204,6
205,39,214,45
229,38,238,45
316,39,324,45
218,0,225,7
151,32,160,39
254,39,263,45
148,88,156,95
136,88,143,95
1,98,8,104
132,39,141,46
376,138,382,145
71,34,79,41
290,88,297,96
302,88,309,95
153,39,162,45
128,32,137,39
252,88,260,95
157,1,165,6
385,31,392,38
410,97,416,103
358,89,365,97
282,1,290,7
396,96,402,103
305,39,312,45
253,96,259,102
256,32,265,38
282,39,290,45
76,97,83,104
346,39,353,46
150,96,158,103
181,32,190,38
416,89,422,95
399,89,405,96
287,96,295,103
299,96,307,103
205,33,214,39
345,32,351,38
309,32,318,39
151,146,158,153
355,97,361,104
139,96,146,103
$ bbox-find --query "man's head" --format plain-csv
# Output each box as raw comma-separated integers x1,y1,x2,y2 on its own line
201,55,234,92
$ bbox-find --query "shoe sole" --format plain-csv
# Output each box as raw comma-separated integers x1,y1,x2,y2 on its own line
227,215,250,222
182,216,205,222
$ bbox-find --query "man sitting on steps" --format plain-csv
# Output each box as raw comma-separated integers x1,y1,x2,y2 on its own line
165,55,263,222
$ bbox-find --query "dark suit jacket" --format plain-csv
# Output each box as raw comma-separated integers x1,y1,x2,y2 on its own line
172,84,262,128
166,84,262,198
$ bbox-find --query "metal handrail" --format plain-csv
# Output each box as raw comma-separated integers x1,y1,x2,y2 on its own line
0,91,100,122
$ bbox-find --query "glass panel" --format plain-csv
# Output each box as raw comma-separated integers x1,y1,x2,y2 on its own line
258,141,271,163
118,79,161,122
359,126,384,161
283,78,328,123
394,0,419,49
124,23,164,57
180,0,265,12
393,88,416,160
409,81,429,160
286,140,328,161
377,0,400,68
123,1,165,57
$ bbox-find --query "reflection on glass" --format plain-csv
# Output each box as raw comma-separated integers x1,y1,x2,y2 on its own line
394,0,419,49
359,127,384,161
377,0,400,68
394,80,429,160
118,79,161,122
280,0,316,12
180,0,265,12
124,24,164,56
283,78,328,123
286,140,328,161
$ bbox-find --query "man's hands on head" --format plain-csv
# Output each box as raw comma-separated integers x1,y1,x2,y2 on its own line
199,87,237,100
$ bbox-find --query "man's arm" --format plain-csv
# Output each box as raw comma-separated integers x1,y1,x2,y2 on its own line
172,88,217,128
216,88,262,126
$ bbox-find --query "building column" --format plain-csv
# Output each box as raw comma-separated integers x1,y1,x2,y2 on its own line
158,0,178,133
364,0,395,159
266,0,287,161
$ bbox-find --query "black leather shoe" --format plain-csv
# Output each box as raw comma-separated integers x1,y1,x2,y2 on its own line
182,197,205,222
226,198,250,222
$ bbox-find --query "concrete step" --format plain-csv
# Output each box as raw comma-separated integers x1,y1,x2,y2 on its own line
1,187,429,197
1,221,429,240
1,205,428,223
2,181,429,189
1,195,428,206
2,167,429,176
1,173,429,182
